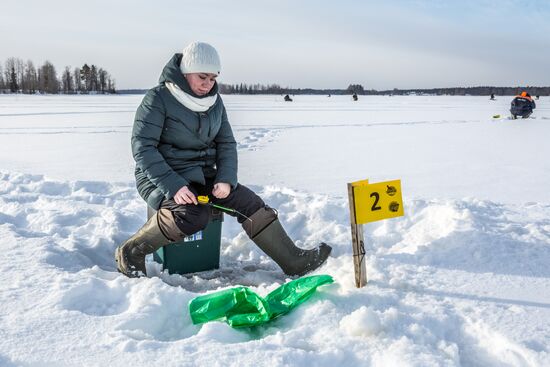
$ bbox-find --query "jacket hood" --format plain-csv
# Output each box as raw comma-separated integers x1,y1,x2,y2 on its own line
158,54,218,98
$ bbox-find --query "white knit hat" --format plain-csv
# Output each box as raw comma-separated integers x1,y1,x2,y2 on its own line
180,41,221,75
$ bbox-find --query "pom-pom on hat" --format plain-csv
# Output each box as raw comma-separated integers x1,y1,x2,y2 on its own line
180,41,221,75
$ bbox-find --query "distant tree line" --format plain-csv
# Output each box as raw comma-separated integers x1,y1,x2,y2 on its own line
117,83,550,96
0,57,116,94
219,83,289,94
347,84,365,94
214,83,549,96
378,86,549,96
215,83,367,95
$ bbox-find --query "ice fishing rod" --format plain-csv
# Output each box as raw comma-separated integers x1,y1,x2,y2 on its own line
197,195,251,222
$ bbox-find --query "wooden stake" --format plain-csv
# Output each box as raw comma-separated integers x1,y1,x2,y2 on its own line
347,183,367,288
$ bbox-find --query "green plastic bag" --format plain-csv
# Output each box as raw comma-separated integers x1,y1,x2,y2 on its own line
189,275,334,328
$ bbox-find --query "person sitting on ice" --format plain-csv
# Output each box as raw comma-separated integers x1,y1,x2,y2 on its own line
510,91,536,119
115,41,331,278
490,93,495,100
284,94,293,102
352,93,358,101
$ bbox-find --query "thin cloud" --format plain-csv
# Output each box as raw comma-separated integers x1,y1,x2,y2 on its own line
2,0,548,89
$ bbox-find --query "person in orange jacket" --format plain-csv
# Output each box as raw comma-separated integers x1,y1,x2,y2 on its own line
510,91,536,119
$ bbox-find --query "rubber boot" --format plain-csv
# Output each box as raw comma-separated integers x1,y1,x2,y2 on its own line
115,208,184,278
243,207,332,276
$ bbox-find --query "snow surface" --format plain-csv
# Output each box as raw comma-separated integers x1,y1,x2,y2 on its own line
0,94,549,366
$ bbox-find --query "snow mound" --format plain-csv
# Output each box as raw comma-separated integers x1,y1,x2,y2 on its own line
340,306,383,337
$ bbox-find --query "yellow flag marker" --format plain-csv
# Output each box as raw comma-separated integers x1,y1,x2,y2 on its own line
352,179,404,224
347,178,405,288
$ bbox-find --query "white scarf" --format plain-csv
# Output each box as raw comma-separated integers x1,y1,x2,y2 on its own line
165,82,218,112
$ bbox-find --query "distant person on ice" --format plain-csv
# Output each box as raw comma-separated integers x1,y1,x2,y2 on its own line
115,41,331,278
352,93,358,101
490,93,495,100
510,91,536,119
284,94,293,102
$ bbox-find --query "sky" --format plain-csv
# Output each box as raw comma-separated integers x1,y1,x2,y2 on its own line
1,0,549,90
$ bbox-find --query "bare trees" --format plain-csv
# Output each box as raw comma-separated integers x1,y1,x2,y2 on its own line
38,61,59,94
4,58,19,92
98,68,109,93
24,60,38,93
73,67,82,93
1,57,116,94
0,65,4,90
62,66,73,94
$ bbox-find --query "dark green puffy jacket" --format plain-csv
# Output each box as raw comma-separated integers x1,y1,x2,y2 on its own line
132,54,238,209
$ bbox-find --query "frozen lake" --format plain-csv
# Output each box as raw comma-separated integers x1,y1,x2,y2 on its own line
1,94,549,367
1,94,549,203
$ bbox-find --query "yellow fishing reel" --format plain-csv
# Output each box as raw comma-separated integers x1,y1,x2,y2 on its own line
197,195,210,205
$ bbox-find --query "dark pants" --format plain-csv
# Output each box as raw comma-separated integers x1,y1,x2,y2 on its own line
160,180,265,235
